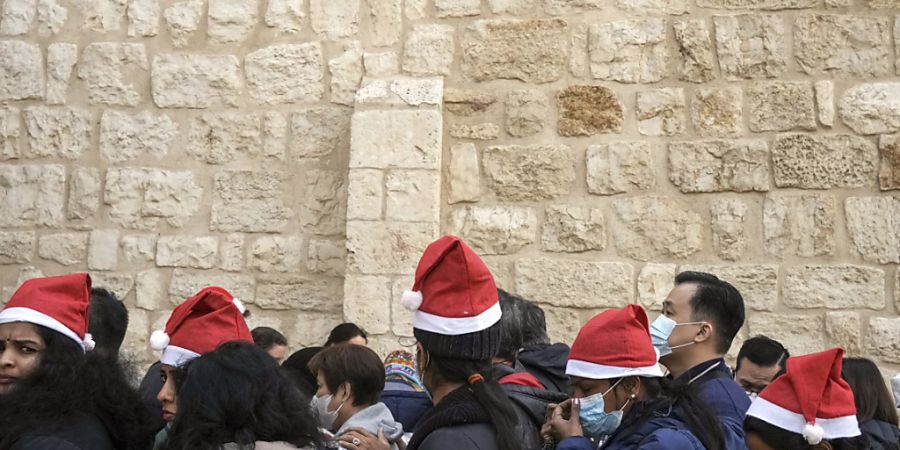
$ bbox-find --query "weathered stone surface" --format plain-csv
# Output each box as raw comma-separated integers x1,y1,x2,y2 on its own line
135,270,163,310
482,145,576,201
714,14,787,80
78,43,147,106
543,0,603,14
290,312,342,348
0,109,18,160
612,196,704,260
448,206,537,255
586,142,656,195
405,0,425,19
868,318,900,363
127,0,159,36
668,140,770,193
402,24,455,76
36,0,66,36
346,221,435,275
557,86,623,136
589,19,667,83
617,0,687,15
815,80,834,127
343,275,390,334
350,110,440,169
880,135,900,190
363,52,398,76
100,111,177,162
691,88,743,137
76,0,126,32
245,43,323,105
121,234,156,263
385,170,438,222
444,89,496,116
569,23,588,77
449,123,500,140
208,0,256,44
66,167,100,221
156,235,219,269
46,43,76,105
347,169,382,220
249,236,302,272
749,313,823,356
0,231,34,264
515,259,633,308
763,194,835,257
711,199,748,261
218,233,243,271
310,0,359,40
265,0,303,33
211,170,294,233
505,90,546,137
169,269,255,304
637,88,685,137
784,265,885,309
839,83,900,135
261,112,286,159
151,54,242,108
330,42,362,106
1,0,36,34
38,233,86,265
257,278,339,311
772,134,878,188
681,264,778,311
448,143,482,204
187,113,261,164
366,0,401,46
673,19,715,83
541,206,605,253
747,81,816,132
290,107,351,160
355,77,443,106
88,229,119,271
794,15,891,77
0,164,65,227
637,263,675,311
105,167,203,229
307,239,345,276
91,273,133,300
462,19,568,83
299,169,346,235
164,0,202,47
825,312,860,354
24,107,91,159
488,0,537,14
845,197,900,264
435,0,479,16
698,0,813,8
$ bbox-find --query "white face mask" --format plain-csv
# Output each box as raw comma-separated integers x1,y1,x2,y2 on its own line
649,315,706,358
310,393,343,431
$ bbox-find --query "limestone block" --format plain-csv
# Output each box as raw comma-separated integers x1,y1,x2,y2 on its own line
262,112,286,159
448,143,481,204
896,270,900,311
91,273,133,300
785,265,885,309
310,0,359,40
763,194,835,257
515,258,633,308
211,170,294,233
448,206,537,255
543,305,582,346
246,43,323,105
794,15,890,77
612,196,704,260
330,42,363,106
504,89,546,138
290,312,342,348
24,107,91,159
403,24,455,76
356,77,442,106
668,140,770,193
815,81,834,128
436,0,479,16
586,142,656,195
257,277,340,311
350,110,441,169
637,88,685,137
78,43,147,106
557,85,623,136
691,88,743,137
156,235,219,269
135,270,163,310
0,164,65,227
290,107,351,160
710,199,748,261
76,0,126,32
0,231,34,264
868,318,900,363
363,52,398,76
880,135,900,190
105,167,203,230
343,275,391,334
462,19,568,83
385,170,439,222
747,81,816,132
896,16,899,75
208,0,256,44
46,42,76,105
482,144,576,201
449,123,500,140
541,206,605,253
127,0,159,36
488,0,536,14
88,229,119,271
367,0,401,46
164,0,202,47
617,0,687,15
67,167,100,221
839,83,900,135
299,169,345,236
347,169,383,220
748,313,823,356
249,236,302,272
307,239,345,276
569,24,588,77
346,221,435,275
121,234,156,263
0,0,36,34
265,0,303,33
0,108,18,160
444,89,496,116
100,111,177,163
543,0,603,15
38,233,87,265
151,54,242,108
845,197,900,264
390,276,415,337
219,234,243,272
772,134,878,189
637,263,676,311
187,113,261,164
168,269,255,304
673,19,715,83
826,312,860,354
681,265,778,311
698,0,813,7
714,14,787,80
405,0,426,19
589,19,667,83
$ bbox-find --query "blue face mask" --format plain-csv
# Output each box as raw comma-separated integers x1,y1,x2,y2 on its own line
578,379,629,440
649,315,703,358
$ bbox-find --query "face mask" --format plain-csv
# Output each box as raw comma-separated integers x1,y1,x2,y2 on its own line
310,393,343,431
649,315,704,357
579,379,629,439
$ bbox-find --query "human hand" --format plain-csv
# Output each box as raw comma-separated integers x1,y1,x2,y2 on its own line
542,398,583,441
336,427,392,450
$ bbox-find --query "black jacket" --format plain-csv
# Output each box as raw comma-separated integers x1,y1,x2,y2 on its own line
492,362,570,450
518,343,571,395
408,385,509,450
10,414,114,450
861,420,900,450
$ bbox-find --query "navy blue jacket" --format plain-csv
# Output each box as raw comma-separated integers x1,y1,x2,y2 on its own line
381,384,432,433
676,359,750,450
556,402,705,450
861,419,900,450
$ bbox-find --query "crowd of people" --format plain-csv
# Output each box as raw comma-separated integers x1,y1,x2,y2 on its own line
1,234,899,450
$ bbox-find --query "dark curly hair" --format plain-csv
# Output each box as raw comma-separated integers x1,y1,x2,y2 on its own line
0,324,158,449
164,341,321,450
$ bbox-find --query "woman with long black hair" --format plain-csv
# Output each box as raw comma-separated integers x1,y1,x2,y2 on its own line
841,357,900,450
0,273,157,450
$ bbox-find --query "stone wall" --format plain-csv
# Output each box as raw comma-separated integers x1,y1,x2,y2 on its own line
0,0,898,371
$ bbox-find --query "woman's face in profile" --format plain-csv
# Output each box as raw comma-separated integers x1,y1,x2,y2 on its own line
0,322,45,394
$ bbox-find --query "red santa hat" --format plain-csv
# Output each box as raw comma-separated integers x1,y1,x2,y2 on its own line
0,273,95,352
747,348,860,444
566,304,664,379
150,286,252,367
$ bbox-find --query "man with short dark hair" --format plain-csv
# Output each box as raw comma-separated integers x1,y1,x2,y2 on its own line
650,271,751,450
250,326,288,364
734,335,788,397
88,287,129,360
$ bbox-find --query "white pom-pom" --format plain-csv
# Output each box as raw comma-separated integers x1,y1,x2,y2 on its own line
83,333,96,352
401,290,423,311
802,423,824,445
150,330,170,351
232,298,247,315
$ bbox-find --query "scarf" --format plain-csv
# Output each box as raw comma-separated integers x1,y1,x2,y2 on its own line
407,385,492,450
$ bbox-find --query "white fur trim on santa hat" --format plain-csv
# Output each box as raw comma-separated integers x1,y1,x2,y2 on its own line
0,307,89,352
150,329,170,351
746,397,860,440
83,333,95,352
412,301,501,336
232,298,247,315
803,423,825,445
159,344,201,368
401,291,423,311
566,359,664,380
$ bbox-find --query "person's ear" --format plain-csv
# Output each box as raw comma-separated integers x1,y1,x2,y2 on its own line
695,321,714,344
340,381,353,403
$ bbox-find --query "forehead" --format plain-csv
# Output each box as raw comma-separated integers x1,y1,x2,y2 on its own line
0,321,42,341
665,283,698,309
737,359,782,383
